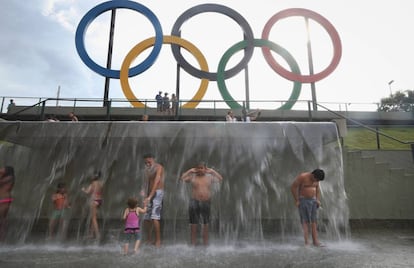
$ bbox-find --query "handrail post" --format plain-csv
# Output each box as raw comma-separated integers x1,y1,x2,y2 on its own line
106,100,111,120
40,100,46,121
307,101,313,122
0,97,4,113
213,100,216,116
376,127,381,150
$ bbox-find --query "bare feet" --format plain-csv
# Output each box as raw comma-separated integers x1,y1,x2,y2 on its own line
313,242,325,247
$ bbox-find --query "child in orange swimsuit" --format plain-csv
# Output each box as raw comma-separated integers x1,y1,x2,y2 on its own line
48,182,70,239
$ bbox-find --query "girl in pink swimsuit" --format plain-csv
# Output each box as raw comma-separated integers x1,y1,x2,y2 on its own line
121,197,147,255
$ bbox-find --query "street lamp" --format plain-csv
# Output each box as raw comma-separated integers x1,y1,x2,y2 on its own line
388,80,394,96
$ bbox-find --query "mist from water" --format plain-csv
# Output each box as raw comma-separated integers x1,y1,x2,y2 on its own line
0,121,348,245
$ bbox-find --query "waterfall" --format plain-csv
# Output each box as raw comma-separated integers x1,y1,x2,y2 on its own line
0,121,348,244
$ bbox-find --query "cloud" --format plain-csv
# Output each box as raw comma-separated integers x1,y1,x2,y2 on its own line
41,0,80,33
0,1,99,100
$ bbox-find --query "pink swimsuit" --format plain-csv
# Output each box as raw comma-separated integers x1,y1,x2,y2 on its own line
0,198,13,204
124,209,140,233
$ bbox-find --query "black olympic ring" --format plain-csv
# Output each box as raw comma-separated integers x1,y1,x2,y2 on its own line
170,3,255,81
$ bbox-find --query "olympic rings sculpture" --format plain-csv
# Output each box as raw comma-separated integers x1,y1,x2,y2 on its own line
75,0,342,109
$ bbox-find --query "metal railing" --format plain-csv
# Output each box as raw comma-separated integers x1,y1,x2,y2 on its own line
316,103,414,151
0,96,383,114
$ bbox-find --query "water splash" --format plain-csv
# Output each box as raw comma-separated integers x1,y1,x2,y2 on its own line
0,121,348,244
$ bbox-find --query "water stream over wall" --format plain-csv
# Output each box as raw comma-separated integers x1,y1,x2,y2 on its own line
0,121,348,244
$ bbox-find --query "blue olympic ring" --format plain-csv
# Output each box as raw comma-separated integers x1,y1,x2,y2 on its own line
75,0,163,79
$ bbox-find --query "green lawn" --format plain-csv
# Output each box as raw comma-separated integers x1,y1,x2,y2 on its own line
344,126,414,150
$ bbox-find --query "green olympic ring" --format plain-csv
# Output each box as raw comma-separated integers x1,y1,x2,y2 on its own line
217,39,301,110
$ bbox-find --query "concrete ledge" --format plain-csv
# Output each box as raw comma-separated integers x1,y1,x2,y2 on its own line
349,219,414,229
4,106,414,124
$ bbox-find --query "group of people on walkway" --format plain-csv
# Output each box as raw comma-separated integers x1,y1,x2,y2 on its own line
0,159,325,253
155,91,178,115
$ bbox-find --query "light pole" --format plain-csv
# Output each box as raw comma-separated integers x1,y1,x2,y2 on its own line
305,18,317,111
388,80,394,96
103,9,116,107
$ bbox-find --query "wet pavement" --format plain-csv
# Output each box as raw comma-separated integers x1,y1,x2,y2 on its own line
1,228,413,268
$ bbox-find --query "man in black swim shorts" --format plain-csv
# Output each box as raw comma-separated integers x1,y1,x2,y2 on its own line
180,162,223,246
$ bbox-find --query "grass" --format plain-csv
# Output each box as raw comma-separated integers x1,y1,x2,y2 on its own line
343,126,414,150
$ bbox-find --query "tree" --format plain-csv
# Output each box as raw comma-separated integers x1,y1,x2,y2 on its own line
377,90,414,112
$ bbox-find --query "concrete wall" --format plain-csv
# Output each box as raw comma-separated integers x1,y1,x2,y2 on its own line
344,150,414,220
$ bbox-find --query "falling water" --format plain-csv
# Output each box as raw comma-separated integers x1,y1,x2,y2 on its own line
0,121,348,245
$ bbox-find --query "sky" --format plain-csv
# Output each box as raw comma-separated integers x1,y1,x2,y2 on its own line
1,0,413,111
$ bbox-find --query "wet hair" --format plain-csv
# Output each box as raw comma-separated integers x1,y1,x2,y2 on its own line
4,166,14,177
196,161,207,168
92,171,101,180
312,169,325,181
56,182,66,193
143,153,154,159
127,197,138,209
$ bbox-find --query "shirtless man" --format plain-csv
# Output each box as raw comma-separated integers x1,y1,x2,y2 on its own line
82,172,103,241
142,153,164,248
290,169,325,246
0,166,15,241
180,162,223,246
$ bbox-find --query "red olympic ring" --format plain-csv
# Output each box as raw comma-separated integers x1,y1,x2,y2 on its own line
261,8,342,83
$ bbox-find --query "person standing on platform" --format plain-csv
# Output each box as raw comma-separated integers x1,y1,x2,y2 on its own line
171,93,178,115
155,91,163,112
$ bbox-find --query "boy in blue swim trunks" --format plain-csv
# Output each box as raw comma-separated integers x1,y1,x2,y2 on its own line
291,169,325,247
180,162,223,246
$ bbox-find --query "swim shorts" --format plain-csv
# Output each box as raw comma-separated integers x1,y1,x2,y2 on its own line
144,190,164,221
122,231,141,243
189,199,211,224
298,197,318,223
51,209,66,220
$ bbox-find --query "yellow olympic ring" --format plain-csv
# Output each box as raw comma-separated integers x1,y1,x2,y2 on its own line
120,35,209,108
